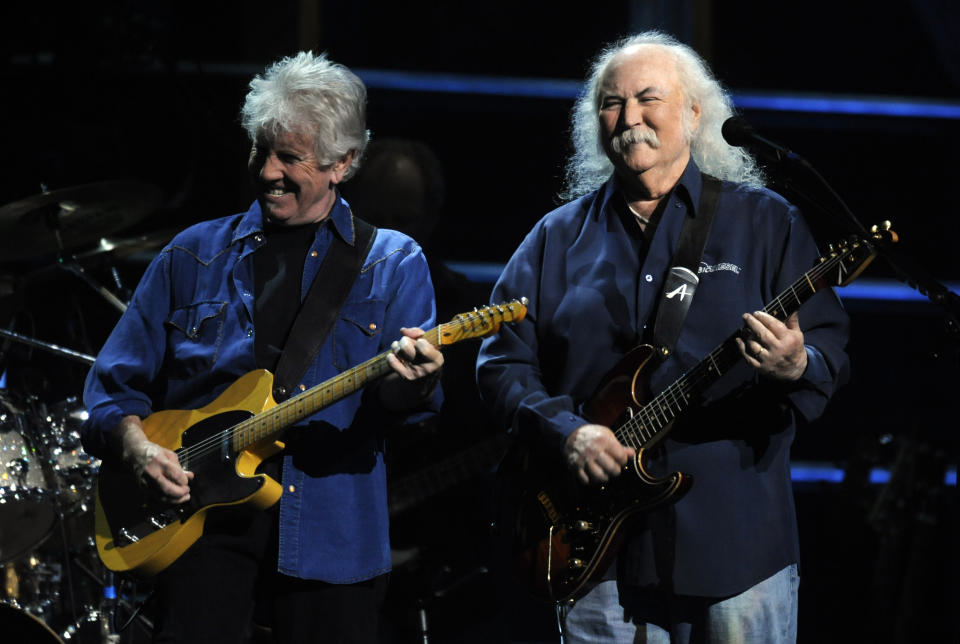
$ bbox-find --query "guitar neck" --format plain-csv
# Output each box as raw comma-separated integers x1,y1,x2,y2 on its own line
231,326,444,453
225,298,529,453
618,246,857,448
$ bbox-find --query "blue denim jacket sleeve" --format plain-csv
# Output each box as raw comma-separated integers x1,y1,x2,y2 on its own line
81,250,174,458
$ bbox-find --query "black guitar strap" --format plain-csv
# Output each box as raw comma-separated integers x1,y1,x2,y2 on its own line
272,216,377,402
649,174,721,361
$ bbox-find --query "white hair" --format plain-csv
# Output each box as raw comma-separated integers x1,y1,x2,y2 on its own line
240,51,369,179
561,31,765,201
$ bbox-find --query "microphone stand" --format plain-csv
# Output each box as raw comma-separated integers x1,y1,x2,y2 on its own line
760,135,959,641
761,153,960,333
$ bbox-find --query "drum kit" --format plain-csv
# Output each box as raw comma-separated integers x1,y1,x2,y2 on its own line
0,181,170,643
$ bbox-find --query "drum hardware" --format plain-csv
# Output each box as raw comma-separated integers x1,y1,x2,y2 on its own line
0,179,169,642
56,260,128,314
0,328,96,366
0,394,59,566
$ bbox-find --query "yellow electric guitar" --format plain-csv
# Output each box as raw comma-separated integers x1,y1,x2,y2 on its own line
95,299,528,576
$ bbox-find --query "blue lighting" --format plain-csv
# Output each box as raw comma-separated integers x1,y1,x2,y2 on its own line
351,68,960,120
839,278,960,302
731,92,960,119
354,69,582,99
790,462,846,483
790,462,957,486
447,262,959,305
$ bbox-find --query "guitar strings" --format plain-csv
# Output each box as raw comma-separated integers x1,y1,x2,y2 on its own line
173,319,451,464
612,242,858,451
171,304,517,468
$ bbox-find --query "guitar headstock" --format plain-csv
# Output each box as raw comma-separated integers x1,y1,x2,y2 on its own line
820,221,898,288
439,298,529,346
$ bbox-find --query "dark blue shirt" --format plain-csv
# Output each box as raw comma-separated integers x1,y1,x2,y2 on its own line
477,162,850,596
82,197,438,583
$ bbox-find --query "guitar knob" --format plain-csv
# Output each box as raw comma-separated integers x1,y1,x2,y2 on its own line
568,558,585,569
573,520,593,532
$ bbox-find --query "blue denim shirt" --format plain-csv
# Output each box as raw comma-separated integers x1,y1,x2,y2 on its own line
477,162,850,596
82,196,437,583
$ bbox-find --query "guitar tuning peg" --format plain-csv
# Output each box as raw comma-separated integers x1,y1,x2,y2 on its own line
882,220,892,230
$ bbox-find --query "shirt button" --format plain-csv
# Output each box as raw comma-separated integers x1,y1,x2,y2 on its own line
288,485,296,493
190,326,198,334
254,234,263,243
368,323,377,331
645,274,653,282
299,384,306,391
310,250,318,257
246,328,254,337
674,202,683,209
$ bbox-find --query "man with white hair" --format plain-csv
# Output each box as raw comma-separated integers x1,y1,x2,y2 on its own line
478,31,849,642
82,52,443,642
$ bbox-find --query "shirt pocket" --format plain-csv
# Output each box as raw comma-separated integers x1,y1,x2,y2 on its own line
164,300,228,372
333,299,385,370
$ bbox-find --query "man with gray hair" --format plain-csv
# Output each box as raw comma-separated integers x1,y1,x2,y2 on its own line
82,52,443,642
478,31,849,642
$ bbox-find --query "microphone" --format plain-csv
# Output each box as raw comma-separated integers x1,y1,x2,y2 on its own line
721,116,805,165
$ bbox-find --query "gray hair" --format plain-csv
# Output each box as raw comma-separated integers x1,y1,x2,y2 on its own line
240,51,370,179
561,31,764,201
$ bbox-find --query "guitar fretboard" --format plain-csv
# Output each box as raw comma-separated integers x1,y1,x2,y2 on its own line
204,299,527,456
614,238,873,450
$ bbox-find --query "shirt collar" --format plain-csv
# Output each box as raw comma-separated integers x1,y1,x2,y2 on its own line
233,192,357,245
326,194,356,245
599,158,705,218
673,158,704,215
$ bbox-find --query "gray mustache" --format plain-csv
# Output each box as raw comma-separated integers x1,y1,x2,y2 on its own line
612,128,660,152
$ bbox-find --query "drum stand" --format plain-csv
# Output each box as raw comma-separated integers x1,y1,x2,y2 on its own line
413,564,489,644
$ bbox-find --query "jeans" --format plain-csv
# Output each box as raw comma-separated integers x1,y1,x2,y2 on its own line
563,563,799,643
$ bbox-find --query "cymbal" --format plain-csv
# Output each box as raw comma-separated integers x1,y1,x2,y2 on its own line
74,228,179,262
0,180,163,262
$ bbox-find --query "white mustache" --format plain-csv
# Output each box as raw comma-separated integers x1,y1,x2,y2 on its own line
612,128,660,152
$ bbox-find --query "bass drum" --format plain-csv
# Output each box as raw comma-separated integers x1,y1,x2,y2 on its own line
0,392,58,565
0,602,63,642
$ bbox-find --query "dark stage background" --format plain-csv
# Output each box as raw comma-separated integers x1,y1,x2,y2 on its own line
1,2,958,642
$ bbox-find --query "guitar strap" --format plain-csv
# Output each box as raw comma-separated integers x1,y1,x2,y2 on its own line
648,174,721,361
272,216,377,402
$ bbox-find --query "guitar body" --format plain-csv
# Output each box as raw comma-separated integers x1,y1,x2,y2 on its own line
497,345,691,603
95,370,285,576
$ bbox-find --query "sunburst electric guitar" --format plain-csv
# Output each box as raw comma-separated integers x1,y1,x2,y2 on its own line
95,299,528,576
497,224,898,603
